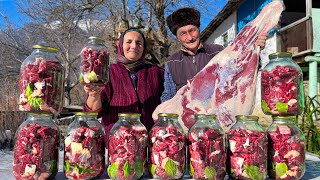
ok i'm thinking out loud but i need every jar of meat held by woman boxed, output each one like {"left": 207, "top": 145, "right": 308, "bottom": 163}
{"left": 80, "top": 36, "right": 109, "bottom": 85}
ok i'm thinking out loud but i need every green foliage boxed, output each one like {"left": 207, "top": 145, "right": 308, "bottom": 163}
{"left": 164, "top": 159, "right": 177, "bottom": 177}
{"left": 298, "top": 95, "right": 320, "bottom": 155}
{"left": 204, "top": 166, "right": 217, "bottom": 179}
{"left": 275, "top": 163, "right": 288, "bottom": 177}
{"left": 108, "top": 162, "right": 119, "bottom": 179}
{"left": 276, "top": 102, "right": 288, "bottom": 113}
{"left": 244, "top": 165, "right": 265, "bottom": 180}
{"left": 122, "top": 161, "right": 132, "bottom": 178}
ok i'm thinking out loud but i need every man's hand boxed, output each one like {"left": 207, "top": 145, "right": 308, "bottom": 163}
{"left": 256, "top": 33, "right": 268, "bottom": 49}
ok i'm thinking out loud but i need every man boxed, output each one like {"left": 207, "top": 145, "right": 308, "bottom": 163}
{"left": 161, "top": 8, "right": 267, "bottom": 102}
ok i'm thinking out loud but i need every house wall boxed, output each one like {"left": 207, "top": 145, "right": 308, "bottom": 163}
{"left": 237, "top": 0, "right": 272, "bottom": 32}
{"left": 205, "top": 11, "right": 237, "bottom": 47}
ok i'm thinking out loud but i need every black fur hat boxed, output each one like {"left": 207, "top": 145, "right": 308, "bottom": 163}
{"left": 166, "top": 8, "right": 200, "bottom": 36}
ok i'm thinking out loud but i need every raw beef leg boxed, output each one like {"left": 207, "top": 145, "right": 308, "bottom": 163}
{"left": 152, "top": 0, "right": 285, "bottom": 132}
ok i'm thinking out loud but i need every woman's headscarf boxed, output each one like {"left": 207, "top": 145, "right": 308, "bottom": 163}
{"left": 117, "top": 28, "right": 147, "bottom": 71}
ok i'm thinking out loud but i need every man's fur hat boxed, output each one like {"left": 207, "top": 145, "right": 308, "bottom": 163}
{"left": 166, "top": 8, "right": 200, "bottom": 36}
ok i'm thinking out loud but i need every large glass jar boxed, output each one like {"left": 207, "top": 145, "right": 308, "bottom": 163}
{"left": 228, "top": 115, "right": 267, "bottom": 180}
{"left": 261, "top": 52, "right": 305, "bottom": 116}
{"left": 80, "top": 36, "right": 109, "bottom": 85}
{"left": 18, "top": 45, "right": 65, "bottom": 115}
{"left": 188, "top": 114, "right": 226, "bottom": 180}
{"left": 64, "top": 112, "right": 105, "bottom": 180}
{"left": 149, "top": 113, "right": 186, "bottom": 179}
{"left": 267, "top": 116, "right": 305, "bottom": 180}
{"left": 13, "top": 113, "right": 60, "bottom": 180}
{"left": 107, "top": 113, "right": 148, "bottom": 180}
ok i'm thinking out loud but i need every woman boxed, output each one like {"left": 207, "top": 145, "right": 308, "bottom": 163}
{"left": 84, "top": 28, "right": 164, "bottom": 143}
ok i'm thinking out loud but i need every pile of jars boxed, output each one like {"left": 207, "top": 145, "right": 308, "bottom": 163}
{"left": 14, "top": 45, "right": 65, "bottom": 179}
{"left": 261, "top": 52, "right": 306, "bottom": 180}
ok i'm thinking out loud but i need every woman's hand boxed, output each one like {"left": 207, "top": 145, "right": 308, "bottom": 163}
{"left": 84, "top": 85, "right": 104, "bottom": 111}
{"left": 256, "top": 33, "right": 268, "bottom": 49}
{"left": 84, "top": 85, "right": 104, "bottom": 99}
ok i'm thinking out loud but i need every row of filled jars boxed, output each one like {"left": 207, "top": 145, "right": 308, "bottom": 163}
{"left": 18, "top": 37, "right": 110, "bottom": 116}
{"left": 13, "top": 112, "right": 305, "bottom": 180}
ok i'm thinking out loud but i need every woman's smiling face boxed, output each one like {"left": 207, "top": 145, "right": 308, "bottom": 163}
{"left": 122, "top": 31, "right": 144, "bottom": 62}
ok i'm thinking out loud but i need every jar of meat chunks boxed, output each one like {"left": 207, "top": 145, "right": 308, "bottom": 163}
{"left": 261, "top": 52, "right": 304, "bottom": 116}
{"left": 188, "top": 114, "right": 226, "bottom": 180}
{"left": 80, "top": 36, "right": 109, "bottom": 85}
{"left": 64, "top": 112, "right": 105, "bottom": 180}
{"left": 228, "top": 115, "right": 267, "bottom": 180}
{"left": 149, "top": 113, "right": 186, "bottom": 179}
{"left": 108, "top": 113, "right": 148, "bottom": 180}
{"left": 18, "top": 45, "right": 65, "bottom": 115}
{"left": 267, "top": 115, "right": 305, "bottom": 180}
{"left": 13, "top": 113, "right": 60, "bottom": 180}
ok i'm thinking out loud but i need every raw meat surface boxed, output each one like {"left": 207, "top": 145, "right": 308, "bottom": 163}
{"left": 153, "top": 1, "right": 285, "bottom": 132}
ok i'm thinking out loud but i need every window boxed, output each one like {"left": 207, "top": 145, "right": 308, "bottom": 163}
{"left": 222, "top": 32, "right": 228, "bottom": 47}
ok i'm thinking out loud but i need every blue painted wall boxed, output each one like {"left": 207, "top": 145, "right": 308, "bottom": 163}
{"left": 237, "top": 0, "right": 272, "bottom": 32}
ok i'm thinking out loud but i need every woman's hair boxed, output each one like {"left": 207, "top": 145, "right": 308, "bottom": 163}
{"left": 118, "top": 27, "right": 147, "bottom": 58}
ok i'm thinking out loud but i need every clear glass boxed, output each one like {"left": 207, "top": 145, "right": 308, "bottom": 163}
{"left": 188, "top": 114, "right": 226, "bottom": 180}
{"left": 267, "top": 116, "right": 305, "bottom": 180}
{"left": 228, "top": 115, "right": 267, "bottom": 180}
{"left": 149, "top": 113, "right": 186, "bottom": 179}
{"left": 80, "top": 36, "right": 110, "bottom": 85}
{"left": 64, "top": 112, "right": 106, "bottom": 180}
{"left": 13, "top": 113, "right": 60, "bottom": 179}
{"left": 18, "top": 45, "right": 65, "bottom": 115}
{"left": 107, "top": 113, "right": 148, "bottom": 180}
{"left": 261, "top": 52, "right": 305, "bottom": 116}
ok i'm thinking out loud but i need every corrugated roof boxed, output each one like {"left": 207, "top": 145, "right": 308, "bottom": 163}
{"left": 200, "top": 0, "right": 245, "bottom": 42}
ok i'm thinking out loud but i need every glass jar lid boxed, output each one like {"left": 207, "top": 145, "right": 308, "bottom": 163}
{"left": 88, "top": 36, "right": 105, "bottom": 42}
{"left": 269, "top": 52, "right": 292, "bottom": 59}
{"left": 235, "top": 115, "right": 259, "bottom": 121}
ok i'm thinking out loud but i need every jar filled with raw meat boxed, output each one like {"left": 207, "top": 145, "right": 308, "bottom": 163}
{"left": 80, "top": 36, "right": 109, "bottom": 85}
{"left": 261, "top": 52, "right": 304, "bottom": 116}
{"left": 228, "top": 115, "right": 267, "bottom": 180}
{"left": 64, "top": 112, "right": 105, "bottom": 180}
{"left": 267, "top": 115, "right": 305, "bottom": 180}
{"left": 149, "top": 113, "right": 186, "bottom": 179}
{"left": 13, "top": 113, "right": 60, "bottom": 180}
{"left": 18, "top": 45, "right": 65, "bottom": 115}
{"left": 108, "top": 113, "right": 148, "bottom": 180}
{"left": 188, "top": 114, "right": 226, "bottom": 180}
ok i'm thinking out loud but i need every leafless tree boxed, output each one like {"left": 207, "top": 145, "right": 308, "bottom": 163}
{"left": 0, "top": 0, "right": 222, "bottom": 107}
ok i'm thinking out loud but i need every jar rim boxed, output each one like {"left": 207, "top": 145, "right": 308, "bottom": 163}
{"left": 236, "top": 115, "right": 259, "bottom": 120}
{"left": 272, "top": 115, "right": 297, "bottom": 119}
{"left": 28, "top": 113, "right": 52, "bottom": 117}
{"left": 195, "top": 114, "right": 216, "bottom": 119}
{"left": 88, "top": 36, "right": 105, "bottom": 42}
{"left": 32, "top": 45, "right": 58, "bottom": 52}
{"left": 269, "top": 52, "right": 292, "bottom": 59}
{"left": 158, "top": 113, "right": 178, "bottom": 117}
{"left": 118, "top": 113, "right": 141, "bottom": 118}
{"left": 74, "top": 112, "right": 98, "bottom": 116}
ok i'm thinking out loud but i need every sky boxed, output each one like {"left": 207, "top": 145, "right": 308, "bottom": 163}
{"left": 0, "top": 0, "right": 227, "bottom": 31}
